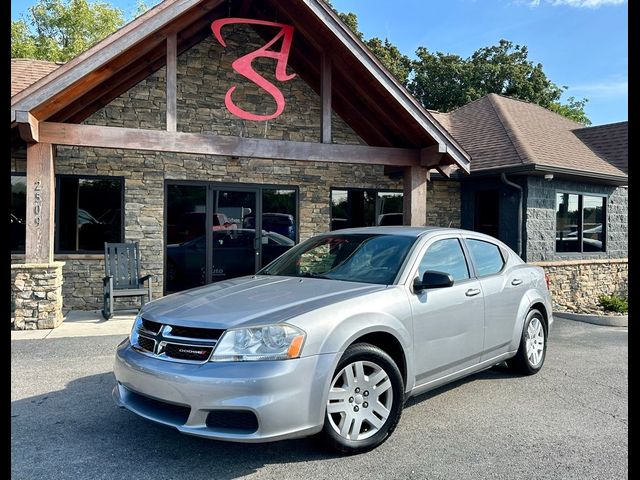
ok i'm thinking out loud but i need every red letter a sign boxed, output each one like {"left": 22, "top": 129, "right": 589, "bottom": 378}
{"left": 211, "top": 18, "right": 296, "bottom": 121}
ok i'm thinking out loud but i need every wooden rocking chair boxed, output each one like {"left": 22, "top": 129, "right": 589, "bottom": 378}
{"left": 102, "top": 242, "right": 153, "bottom": 319}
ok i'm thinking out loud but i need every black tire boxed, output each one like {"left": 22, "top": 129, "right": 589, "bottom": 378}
{"left": 319, "top": 343, "right": 404, "bottom": 454}
{"left": 507, "top": 309, "right": 547, "bottom": 375}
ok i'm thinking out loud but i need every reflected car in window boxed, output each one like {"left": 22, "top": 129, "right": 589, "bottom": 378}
{"left": 165, "top": 229, "right": 295, "bottom": 287}
{"left": 115, "top": 227, "right": 553, "bottom": 454}
{"left": 244, "top": 213, "right": 296, "bottom": 240}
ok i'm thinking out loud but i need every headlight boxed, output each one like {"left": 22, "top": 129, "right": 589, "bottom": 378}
{"left": 210, "top": 324, "right": 306, "bottom": 362}
{"left": 129, "top": 313, "right": 143, "bottom": 345}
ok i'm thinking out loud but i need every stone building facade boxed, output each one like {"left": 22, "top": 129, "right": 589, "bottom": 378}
{"left": 524, "top": 177, "right": 628, "bottom": 262}
{"left": 10, "top": 7, "right": 625, "bottom": 326}
{"left": 11, "top": 26, "right": 460, "bottom": 316}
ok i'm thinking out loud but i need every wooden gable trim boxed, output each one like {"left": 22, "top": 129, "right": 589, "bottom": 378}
{"left": 11, "top": 0, "right": 222, "bottom": 113}
{"left": 301, "top": 0, "right": 470, "bottom": 172}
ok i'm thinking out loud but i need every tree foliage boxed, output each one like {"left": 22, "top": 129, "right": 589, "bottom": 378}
{"left": 11, "top": 0, "right": 125, "bottom": 62}
{"left": 325, "top": 1, "right": 590, "bottom": 125}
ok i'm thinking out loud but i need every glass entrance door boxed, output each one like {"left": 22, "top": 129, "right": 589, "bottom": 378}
{"left": 166, "top": 184, "right": 208, "bottom": 293}
{"left": 165, "top": 183, "right": 298, "bottom": 294}
{"left": 210, "top": 189, "right": 258, "bottom": 283}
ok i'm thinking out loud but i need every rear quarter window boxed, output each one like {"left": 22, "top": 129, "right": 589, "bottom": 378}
{"left": 466, "top": 239, "right": 505, "bottom": 277}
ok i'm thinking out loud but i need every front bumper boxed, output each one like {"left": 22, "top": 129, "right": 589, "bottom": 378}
{"left": 113, "top": 339, "right": 339, "bottom": 442}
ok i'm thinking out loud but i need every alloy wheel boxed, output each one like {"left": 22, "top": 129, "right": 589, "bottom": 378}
{"left": 326, "top": 360, "right": 393, "bottom": 441}
{"left": 525, "top": 317, "right": 545, "bottom": 367}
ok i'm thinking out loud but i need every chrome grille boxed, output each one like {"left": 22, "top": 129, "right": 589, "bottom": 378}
{"left": 133, "top": 318, "right": 223, "bottom": 364}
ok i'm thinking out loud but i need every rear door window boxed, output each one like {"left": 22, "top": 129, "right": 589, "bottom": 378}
{"left": 466, "top": 239, "right": 505, "bottom": 277}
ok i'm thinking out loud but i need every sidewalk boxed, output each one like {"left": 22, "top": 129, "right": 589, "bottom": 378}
{"left": 11, "top": 310, "right": 137, "bottom": 340}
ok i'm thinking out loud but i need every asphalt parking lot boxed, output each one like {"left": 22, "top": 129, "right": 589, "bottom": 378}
{"left": 11, "top": 317, "right": 627, "bottom": 480}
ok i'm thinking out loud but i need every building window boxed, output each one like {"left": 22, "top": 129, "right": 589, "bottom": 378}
{"left": 330, "top": 189, "right": 403, "bottom": 230}
{"left": 555, "top": 192, "right": 606, "bottom": 253}
{"left": 56, "top": 176, "right": 124, "bottom": 253}
{"left": 11, "top": 174, "right": 27, "bottom": 253}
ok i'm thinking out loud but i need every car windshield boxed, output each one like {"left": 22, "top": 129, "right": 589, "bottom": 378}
{"left": 259, "top": 233, "right": 416, "bottom": 285}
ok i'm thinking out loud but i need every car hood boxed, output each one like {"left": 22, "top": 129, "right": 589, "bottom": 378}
{"left": 141, "top": 276, "right": 387, "bottom": 329}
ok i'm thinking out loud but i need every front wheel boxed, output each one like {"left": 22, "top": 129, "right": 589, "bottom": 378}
{"left": 320, "top": 343, "right": 404, "bottom": 454}
{"left": 507, "top": 309, "right": 547, "bottom": 375}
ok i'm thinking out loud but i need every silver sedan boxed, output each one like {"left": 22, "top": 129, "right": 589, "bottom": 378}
{"left": 113, "top": 227, "right": 553, "bottom": 453}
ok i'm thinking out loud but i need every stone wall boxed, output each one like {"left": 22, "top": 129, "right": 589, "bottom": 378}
{"left": 427, "top": 180, "right": 460, "bottom": 227}
{"left": 532, "top": 259, "right": 628, "bottom": 312}
{"left": 174, "top": 28, "right": 362, "bottom": 145}
{"left": 50, "top": 147, "right": 409, "bottom": 309}
{"left": 11, "top": 262, "right": 65, "bottom": 329}
{"left": 524, "top": 177, "right": 628, "bottom": 262}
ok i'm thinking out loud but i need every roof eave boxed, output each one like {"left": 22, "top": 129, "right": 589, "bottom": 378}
{"left": 465, "top": 164, "right": 628, "bottom": 186}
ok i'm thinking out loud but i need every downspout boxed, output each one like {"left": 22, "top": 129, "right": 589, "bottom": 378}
{"left": 500, "top": 173, "right": 523, "bottom": 257}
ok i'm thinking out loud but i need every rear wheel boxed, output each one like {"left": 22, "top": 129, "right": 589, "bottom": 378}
{"left": 320, "top": 343, "right": 404, "bottom": 454}
{"left": 507, "top": 309, "right": 547, "bottom": 375}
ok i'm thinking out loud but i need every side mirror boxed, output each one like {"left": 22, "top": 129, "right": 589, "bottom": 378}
{"left": 413, "top": 270, "right": 454, "bottom": 292}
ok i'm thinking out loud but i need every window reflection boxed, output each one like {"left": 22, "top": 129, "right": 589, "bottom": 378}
{"left": 11, "top": 175, "right": 27, "bottom": 253}
{"left": 331, "top": 189, "right": 403, "bottom": 230}
{"left": 555, "top": 193, "right": 605, "bottom": 253}
{"left": 57, "top": 176, "right": 123, "bottom": 252}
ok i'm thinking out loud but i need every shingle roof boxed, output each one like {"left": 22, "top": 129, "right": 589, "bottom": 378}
{"left": 573, "top": 121, "right": 628, "bottom": 174}
{"left": 11, "top": 59, "right": 62, "bottom": 97}
{"left": 434, "top": 93, "right": 627, "bottom": 180}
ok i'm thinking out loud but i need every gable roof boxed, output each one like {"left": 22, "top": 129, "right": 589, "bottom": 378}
{"left": 433, "top": 93, "right": 627, "bottom": 183}
{"left": 10, "top": 0, "right": 470, "bottom": 171}
{"left": 573, "top": 121, "right": 628, "bottom": 174}
{"left": 11, "top": 59, "right": 62, "bottom": 97}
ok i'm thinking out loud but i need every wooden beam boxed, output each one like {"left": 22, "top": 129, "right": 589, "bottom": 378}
{"left": 39, "top": 122, "right": 420, "bottom": 166}
{"left": 403, "top": 165, "right": 428, "bottom": 226}
{"left": 15, "top": 111, "right": 39, "bottom": 143}
{"left": 420, "top": 144, "right": 446, "bottom": 167}
{"left": 166, "top": 32, "right": 177, "bottom": 132}
{"left": 320, "top": 52, "right": 332, "bottom": 143}
{"left": 25, "top": 143, "right": 55, "bottom": 263}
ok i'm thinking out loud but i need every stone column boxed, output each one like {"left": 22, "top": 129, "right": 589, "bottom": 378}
{"left": 11, "top": 262, "right": 65, "bottom": 330}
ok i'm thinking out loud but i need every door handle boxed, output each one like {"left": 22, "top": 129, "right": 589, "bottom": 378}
{"left": 511, "top": 278, "right": 523, "bottom": 286}
{"left": 465, "top": 288, "right": 481, "bottom": 297}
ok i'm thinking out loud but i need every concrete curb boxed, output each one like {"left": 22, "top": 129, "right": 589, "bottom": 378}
{"left": 554, "top": 311, "right": 628, "bottom": 327}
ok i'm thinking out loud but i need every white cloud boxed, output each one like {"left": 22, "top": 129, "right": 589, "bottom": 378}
{"left": 528, "top": 0, "right": 626, "bottom": 7}
{"left": 566, "top": 79, "right": 628, "bottom": 98}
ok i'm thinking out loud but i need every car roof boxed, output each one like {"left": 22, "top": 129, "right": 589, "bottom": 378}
{"left": 325, "top": 226, "right": 508, "bottom": 243}
{"left": 327, "top": 226, "right": 461, "bottom": 237}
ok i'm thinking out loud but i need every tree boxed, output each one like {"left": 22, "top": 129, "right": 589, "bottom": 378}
{"left": 548, "top": 96, "right": 591, "bottom": 125}
{"left": 11, "top": 0, "right": 125, "bottom": 62}
{"left": 410, "top": 40, "right": 590, "bottom": 125}
{"left": 326, "top": 0, "right": 412, "bottom": 85}
{"left": 325, "top": 2, "right": 590, "bottom": 125}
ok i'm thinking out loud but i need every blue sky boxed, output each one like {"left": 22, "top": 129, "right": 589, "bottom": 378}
{"left": 11, "top": 0, "right": 627, "bottom": 125}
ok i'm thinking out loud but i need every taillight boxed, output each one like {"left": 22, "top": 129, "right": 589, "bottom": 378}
{"left": 544, "top": 273, "right": 551, "bottom": 290}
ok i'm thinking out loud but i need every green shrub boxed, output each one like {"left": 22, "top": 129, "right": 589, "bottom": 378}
{"left": 598, "top": 295, "right": 628, "bottom": 314}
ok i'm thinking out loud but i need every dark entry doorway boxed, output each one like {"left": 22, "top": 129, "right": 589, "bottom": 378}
{"left": 165, "top": 182, "right": 297, "bottom": 294}
{"left": 474, "top": 190, "right": 499, "bottom": 238}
